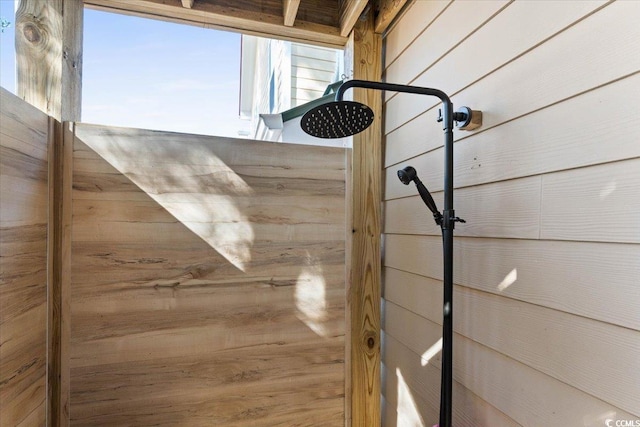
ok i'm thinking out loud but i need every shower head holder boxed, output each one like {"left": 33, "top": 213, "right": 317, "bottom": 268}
{"left": 438, "top": 106, "right": 483, "bottom": 130}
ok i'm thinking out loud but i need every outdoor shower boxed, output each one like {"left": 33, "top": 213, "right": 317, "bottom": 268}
{"left": 301, "top": 79, "right": 481, "bottom": 427}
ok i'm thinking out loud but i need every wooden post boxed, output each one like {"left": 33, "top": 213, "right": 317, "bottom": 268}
{"left": 47, "top": 119, "right": 74, "bottom": 427}
{"left": 15, "top": 0, "right": 83, "bottom": 122}
{"left": 349, "top": 6, "right": 382, "bottom": 427}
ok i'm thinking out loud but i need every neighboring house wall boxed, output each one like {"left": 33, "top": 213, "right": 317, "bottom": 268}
{"left": 241, "top": 35, "right": 341, "bottom": 140}
{"left": 381, "top": 1, "right": 640, "bottom": 425}
{"left": 291, "top": 43, "right": 341, "bottom": 107}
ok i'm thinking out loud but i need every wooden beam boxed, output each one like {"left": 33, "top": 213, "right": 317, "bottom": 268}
{"left": 349, "top": 6, "right": 382, "bottom": 427}
{"left": 181, "top": 0, "right": 194, "bottom": 8}
{"left": 15, "top": 0, "right": 83, "bottom": 122}
{"left": 340, "top": 0, "right": 368, "bottom": 37}
{"left": 283, "top": 0, "right": 301, "bottom": 26}
{"left": 374, "top": 0, "right": 408, "bottom": 33}
{"left": 84, "top": 0, "right": 348, "bottom": 48}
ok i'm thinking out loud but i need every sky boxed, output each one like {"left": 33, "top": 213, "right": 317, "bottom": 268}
{"left": 0, "top": 2, "right": 249, "bottom": 138}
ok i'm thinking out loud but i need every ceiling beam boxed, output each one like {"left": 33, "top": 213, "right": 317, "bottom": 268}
{"left": 339, "top": 0, "right": 368, "bottom": 37}
{"left": 180, "top": 0, "right": 194, "bottom": 8}
{"left": 84, "top": 0, "right": 347, "bottom": 48}
{"left": 283, "top": 0, "right": 300, "bottom": 27}
{"left": 374, "top": 0, "right": 407, "bottom": 33}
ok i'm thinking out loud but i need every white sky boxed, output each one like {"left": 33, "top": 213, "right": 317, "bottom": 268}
{"left": 0, "top": 2, "right": 249, "bottom": 138}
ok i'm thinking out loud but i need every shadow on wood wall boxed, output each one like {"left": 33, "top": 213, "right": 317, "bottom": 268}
{"left": 69, "top": 124, "right": 348, "bottom": 425}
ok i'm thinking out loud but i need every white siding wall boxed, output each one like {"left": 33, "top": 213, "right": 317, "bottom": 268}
{"left": 381, "top": 1, "right": 640, "bottom": 426}
{"left": 291, "top": 43, "right": 340, "bottom": 107}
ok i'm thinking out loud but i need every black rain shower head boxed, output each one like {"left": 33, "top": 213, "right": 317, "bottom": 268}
{"left": 300, "top": 101, "right": 374, "bottom": 139}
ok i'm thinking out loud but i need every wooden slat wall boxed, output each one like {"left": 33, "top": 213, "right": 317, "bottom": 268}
{"left": 69, "top": 124, "right": 348, "bottom": 425}
{"left": 0, "top": 88, "right": 49, "bottom": 425}
{"left": 381, "top": 1, "right": 640, "bottom": 425}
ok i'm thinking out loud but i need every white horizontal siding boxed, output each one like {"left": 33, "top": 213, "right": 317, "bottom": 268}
{"left": 381, "top": 0, "right": 640, "bottom": 424}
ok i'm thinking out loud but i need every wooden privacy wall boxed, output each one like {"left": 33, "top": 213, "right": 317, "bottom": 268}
{"left": 381, "top": 1, "right": 640, "bottom": 426}
{"left": 0, "top": 88, "right": 49, "bottom": 425}
{"left": 69, "top": 124, "right": 347, "bottom": 425}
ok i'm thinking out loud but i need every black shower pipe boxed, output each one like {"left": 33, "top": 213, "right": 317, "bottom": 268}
{"left": 336, "top": 79, "right": 456, "bottom": 427}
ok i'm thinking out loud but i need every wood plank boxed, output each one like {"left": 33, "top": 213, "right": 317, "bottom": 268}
{"left": 0, "top": 304, "right": 47, "bottom": 427}
{"left": 385, "top": 72, "right": 640, "bottom": 199}
{"left": 47, "top": 120, "right": 74, "bottom": 427}
{"left": 84, "top": 0, "right": 348, "bottom": 48}
{"left": 349, "top": 6, "right": 382, "bottom": 426}
{"left": 374, "top": 0, "right": 408, "bottom": 35}
{"left": 70, "top": 124, "right": 348, "bottom": 424}
{"left": 0, "top": 87, "right": 49, "bottom": 427}
{"left": 295, "top": 0, "right": 341, "bottom": 28}
{"left": 71, "top": 343, "right": 344, "bottom": 425}
{"left": 384, "top": 236, "right": 640, "bottom": 331}
{"left": 283, "top": 0, "right": 300, "bottom": 26}
{"left": 384, "top": 0, "right": 614, "bottom": 133}
{"left": 339, "top": 0, "right": 368, "bottom": 37}
{"left": 384, "top": 301, "right": 638, "bottom": 425}
{"left": 540, "top": 159, "right": 640, "bottom": 244}
{"left": 0, "top": 88, "right": 49, "bottom": 152}
{"left": 180, "top": 0, "right": 193, "bottom": 8}
{"left": 384, "top": 176, "right": 541, "bottom": 239}
{"left": 383, "top": 0, "right": 450, "bottom": 69}
{"left": 74, "top": 124, "right": 347, "bottom": 179}
{"left": 72, "top": 197, "right": 345, "bottom": 228}
{"left": 15, "top": 0, "right": 83, "bottom": 121}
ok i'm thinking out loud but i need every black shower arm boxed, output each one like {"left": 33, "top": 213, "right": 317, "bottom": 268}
{"left": 335, "top": 79, "right": 454, "bottom": 130}
{"left": 337, "top": 78, "right": 458, "bottom": 427}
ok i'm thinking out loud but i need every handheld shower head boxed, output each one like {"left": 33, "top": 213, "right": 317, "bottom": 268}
{"left": 397, "top": 166, "right": 417, "bottom": 185}
{"left": 398, "top": 166, "right": 442, "bottom": 226}
{"left": 300, "top": 101, "right": 374, "bottom": 139}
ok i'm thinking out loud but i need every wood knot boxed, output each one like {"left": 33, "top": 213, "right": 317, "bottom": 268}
{"left": 367, "top": 336, "right": 375, "bottom": 349}
{"left": 23, "top": 23, "right": 42, "bottom": 44}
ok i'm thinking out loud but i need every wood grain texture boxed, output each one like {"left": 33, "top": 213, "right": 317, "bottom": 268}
{"left": 15, "top": 0, "right": 83, "bottom": 122}
{"left": 0, "top": 88, "right": 49, "bottom": 426}
{"left": 349, "top": 7, "right": 382, "bottom": 426}
{"left": 283, "top": 0, "right": 300, "bottom": 26}
{"left": 339, "top": 0, "right": 368, "bottom": 37}
{"left": 84, "top": 0, "right": 347, "bottom": 48}
{"left": 71, "top": 342, "right": 345, "bottom": 426}
{"left": 70, "top": 124, "right": 348, "bottom": 425}
{"left": 47, "top": 120, "right": 74, "bottom": 426}
{"left": 374, "top": 0, "right": 408, "bottom": 35}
